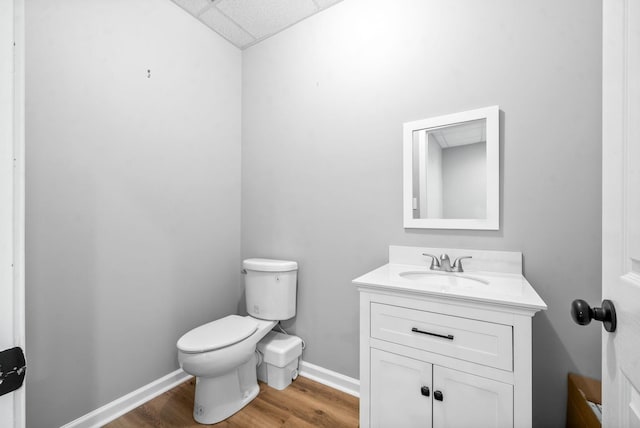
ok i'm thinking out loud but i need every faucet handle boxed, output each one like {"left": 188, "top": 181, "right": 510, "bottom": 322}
{"left": 452, "top": 256, "right": 472, "bottom": 272}
{"left": 422, "top": 253, "right": 441, "bottom": 270}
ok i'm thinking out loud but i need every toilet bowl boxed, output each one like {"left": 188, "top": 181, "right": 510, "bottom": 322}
{"left": 176, "top": 258, "right": 298, "bottom": 424}
{"left": 177, "top": 315, "right": 277, "bottom": 424}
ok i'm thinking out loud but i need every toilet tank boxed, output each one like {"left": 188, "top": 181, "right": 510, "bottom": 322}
{"left": 243, "top": 258, "right": 298, "bottom": 321}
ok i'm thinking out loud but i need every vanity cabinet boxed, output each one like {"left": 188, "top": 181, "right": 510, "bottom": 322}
{"left": 371, "top": 349, "right": 513, "bottom": 428}
{"left": 353, "top": 246, "right": 546, "bottom": 428}
{"left": 358, "top": 293, "right": 538, "bottom": 428}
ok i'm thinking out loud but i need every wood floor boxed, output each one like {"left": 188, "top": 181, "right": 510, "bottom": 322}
{"left": 105, "top": 376, "right": 359, "bottom": 427}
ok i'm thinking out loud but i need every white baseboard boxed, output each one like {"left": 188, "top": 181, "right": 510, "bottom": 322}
{"left": 298, "top": 360, "right": 360, "bottom": 398}
{"left": 60, "top": 369, "right": 192, "bottom": 428}
{"left": 61, "top": 360, "right": 359, "bottom": 427}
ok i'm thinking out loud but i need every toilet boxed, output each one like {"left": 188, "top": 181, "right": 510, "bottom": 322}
{"left": 176, "top": 258, "right": 298, "bottom": 425}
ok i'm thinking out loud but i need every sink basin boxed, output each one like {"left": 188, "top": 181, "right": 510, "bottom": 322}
{"left": 398, "top": 271, "right": 488, "bottom": 288}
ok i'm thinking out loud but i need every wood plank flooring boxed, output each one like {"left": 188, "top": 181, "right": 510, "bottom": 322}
{"left": 105, "top": 376, "right": 359, "bottom": 427}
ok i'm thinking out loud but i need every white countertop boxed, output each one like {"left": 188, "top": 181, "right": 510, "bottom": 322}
{"left": 353, "top": 263, "right": 547, "bottom": 312}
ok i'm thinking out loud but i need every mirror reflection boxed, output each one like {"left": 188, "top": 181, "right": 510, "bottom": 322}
{"left": 412, "top": 119, "right": 487, "bottom": 220}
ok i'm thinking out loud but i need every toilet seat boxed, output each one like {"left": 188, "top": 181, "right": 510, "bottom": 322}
{"left": 177, "top": 315, "right": 258, "bottom": 353}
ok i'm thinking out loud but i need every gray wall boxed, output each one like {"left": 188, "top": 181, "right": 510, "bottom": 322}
{"left": 25, "top": 1, "right": 242, "bottom": 426}
{"left": 241, "top": 0, "right": 602, "bottom": 427}
{"left": 442, "top": 142, "right": 486, "bottom": 219}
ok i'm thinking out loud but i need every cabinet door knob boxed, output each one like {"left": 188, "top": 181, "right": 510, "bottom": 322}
{"left": 434, "top": 390, "right": 444, "bottom": 401}
{"left": 420, "top": 386, "right": 430, "bottom": 397}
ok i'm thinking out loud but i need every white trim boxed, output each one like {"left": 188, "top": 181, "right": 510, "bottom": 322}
{"left": 13, "top": 0, "right": 26, "bottom": 425}
{"left": 60, "top": 369, "right": 192, "bottom": 428}
{"left": 298, "top": 360, "right": 360, "bottom": 398}
{"left": 1, "top": 0, "right": 25, "bottom": 426}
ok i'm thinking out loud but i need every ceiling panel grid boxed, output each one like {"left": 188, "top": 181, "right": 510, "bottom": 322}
{"left": 171, "top": 0, "right": 344, "bottom": 49}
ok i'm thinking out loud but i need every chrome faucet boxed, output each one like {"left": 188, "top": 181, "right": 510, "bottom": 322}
{"left": 422, "top": 253, "right": 472, "bottom": 273}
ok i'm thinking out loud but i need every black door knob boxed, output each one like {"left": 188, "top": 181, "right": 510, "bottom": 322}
{"left": 571, "top": 299, "right": 617, "bottom": 332}
{"left": 434, "top": 390, "right": 444, "bottom": 401}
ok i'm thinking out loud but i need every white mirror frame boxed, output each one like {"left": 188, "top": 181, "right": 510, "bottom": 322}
{"left": 403, "top": 105, "right": 500, "bottom": 230}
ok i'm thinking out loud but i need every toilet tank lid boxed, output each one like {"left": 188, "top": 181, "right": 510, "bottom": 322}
{"left": 176, "top": 315, "right": 257, "bottom": 353}
{"left": 243, "top": 258, "right": 298, "bottom": 272}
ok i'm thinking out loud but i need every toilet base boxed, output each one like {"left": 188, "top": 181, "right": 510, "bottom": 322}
{"left": 192, "top": 355, "right": 260, "bottom": 424}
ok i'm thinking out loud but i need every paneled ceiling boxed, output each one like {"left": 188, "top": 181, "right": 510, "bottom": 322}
{"left": 171, "top": 0, "right": 344, "bottom": 49}
{"left": 430, "top": 119, "right": 487, "bottom": 149}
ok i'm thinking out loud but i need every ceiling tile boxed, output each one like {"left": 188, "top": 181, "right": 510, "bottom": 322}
{"left": 216, "top": 0, "right": 318, "bottom": 39}
{"left": 434, "top": 119, "right": 487, "bottom": 148}
{"left": 172, "top": 0, "right": 345, "bottom": 49}
{"left": 200, "top": 7, "right": 255, "bottom": 48}
{"left": 172, "top": 0, "right": 212, "bottom": 16}
{"left": 314, "top": 0, "right": 343, "bottom": 8}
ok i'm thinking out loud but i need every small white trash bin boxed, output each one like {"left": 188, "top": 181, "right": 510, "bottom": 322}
{"left": 257, "top": 331, "right": 303, "bottom": 390}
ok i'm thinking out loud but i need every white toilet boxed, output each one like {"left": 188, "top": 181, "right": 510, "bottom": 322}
{"left": 176, "top": 258, "right": 298, "bottom": 425}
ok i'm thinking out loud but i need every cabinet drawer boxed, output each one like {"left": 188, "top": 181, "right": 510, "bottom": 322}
{"left": 371, "top": 303, "right": 513, "bottom": 371}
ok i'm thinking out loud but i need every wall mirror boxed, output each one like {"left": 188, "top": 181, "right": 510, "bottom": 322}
{"left": 403, "top": 105, "right": 499, "bottom": 230}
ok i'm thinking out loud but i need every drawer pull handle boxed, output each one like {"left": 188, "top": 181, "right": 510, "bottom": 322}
{"left": 411, "top": 327, "right": 454, "bottom": 340}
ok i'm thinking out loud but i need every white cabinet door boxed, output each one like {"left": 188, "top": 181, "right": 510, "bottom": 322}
{"left": 370, "top": 348, "right": 433, "bottom": 428}
{"left": 432, "top": 366, "right": 512, "bottom": 428}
